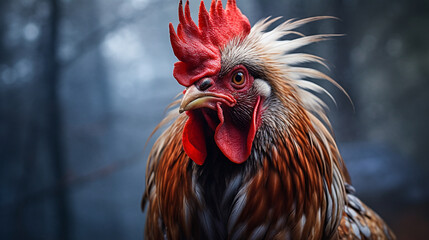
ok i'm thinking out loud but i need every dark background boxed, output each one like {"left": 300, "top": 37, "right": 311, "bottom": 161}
{"left": 1, "top": 0, "right": 428, "bottom": 239}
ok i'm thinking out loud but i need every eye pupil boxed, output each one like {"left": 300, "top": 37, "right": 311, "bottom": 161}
{"left": 235, "top": 74, "right": 242, "bottom": 81}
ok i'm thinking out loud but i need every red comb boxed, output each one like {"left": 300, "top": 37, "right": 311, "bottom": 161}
{"left": 169, "top": 0, "right": 251, "bottom": 87}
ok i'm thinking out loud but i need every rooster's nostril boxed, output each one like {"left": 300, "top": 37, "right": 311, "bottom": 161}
{"left": 198, "top": 78, "right": 213, "bottom": 91}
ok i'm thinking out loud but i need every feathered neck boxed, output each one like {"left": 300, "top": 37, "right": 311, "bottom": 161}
{"left": 218, "top": 17, "right": 350, "bottom": 238}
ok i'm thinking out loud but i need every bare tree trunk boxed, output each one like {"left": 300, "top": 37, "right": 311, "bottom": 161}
{"left": 46, "top": 0, "right": 70, "bottom": 239}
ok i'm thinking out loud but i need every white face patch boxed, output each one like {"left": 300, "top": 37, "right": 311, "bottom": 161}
{"left": 253, "top": 79, "right": 272, "bottom": 98}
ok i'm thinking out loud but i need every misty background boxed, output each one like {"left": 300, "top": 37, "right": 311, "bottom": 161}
{"left": 0, "top": 0, "right": 428, "bottom": 239}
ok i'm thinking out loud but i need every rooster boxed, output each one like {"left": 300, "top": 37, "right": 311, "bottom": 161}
{"left": 142, "top": 0, "right": 396, "bottom": 239}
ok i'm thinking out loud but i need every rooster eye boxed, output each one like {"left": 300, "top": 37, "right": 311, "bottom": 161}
{"left": 232, "top": 72, "right": 245, "bottom": 85}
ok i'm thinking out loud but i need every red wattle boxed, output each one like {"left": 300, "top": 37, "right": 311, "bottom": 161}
{"left": 215, "top": 97, "right": 262, "bottom": 164}
{"left": 182, "top": 97, "right": 262, "bottom": 165}
{"left": 182, "top": 111, "right": 207, "bottom": 165}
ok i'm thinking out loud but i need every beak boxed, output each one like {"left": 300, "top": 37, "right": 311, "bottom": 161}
{"left": 179, "top": 85, "right": 236, "bottom": 114}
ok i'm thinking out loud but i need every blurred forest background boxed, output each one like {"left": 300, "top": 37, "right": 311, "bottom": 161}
{"left": 0, "top": 0, "right": 428, "bottom": 239}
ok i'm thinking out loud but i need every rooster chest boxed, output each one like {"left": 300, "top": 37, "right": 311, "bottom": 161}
{"left": 180, "top": 161, "right": 301, "bottom": 240}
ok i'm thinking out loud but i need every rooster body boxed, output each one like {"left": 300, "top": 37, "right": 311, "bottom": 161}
{"left": 142, "top": 1, "right": 395, "bottom": 239}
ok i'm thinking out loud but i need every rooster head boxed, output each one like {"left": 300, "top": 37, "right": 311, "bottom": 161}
{"left": 169, "top": 0, "right": 267, "bottom": 165}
